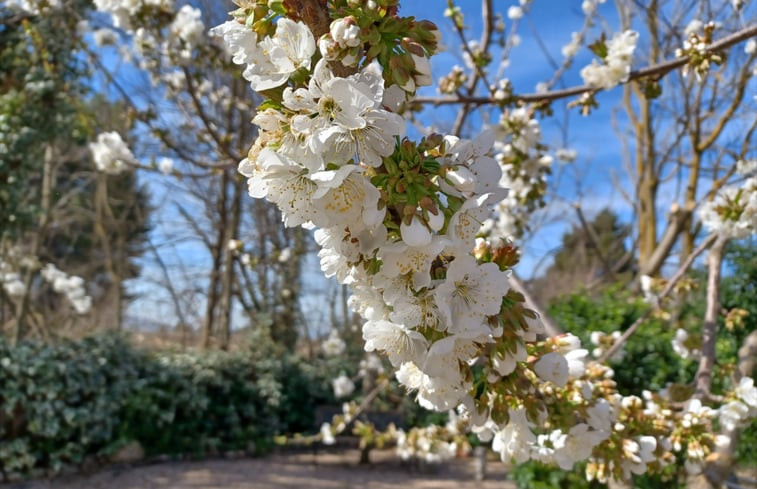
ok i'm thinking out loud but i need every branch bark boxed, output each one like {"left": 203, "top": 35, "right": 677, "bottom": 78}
{"left": 695, "top": 235, "right": 728, "bottom": 400}
{"left": 509, "top": 273, "right": 563, "bottom": 337}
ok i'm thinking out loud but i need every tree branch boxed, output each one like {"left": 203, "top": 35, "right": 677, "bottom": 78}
{"left": 694, "top": 235, "right": 727, "bottom": 400}
{"left": 573, "top": 203, "right": 617, "bottom": 282}
{"left": 599, "top": 233, "right": 718, "bottom": 362}
{"left": 414, "top": 23, "right": 757, "bottom": 106}
{"left": 509, "top": 273, "right": 563, "bottom": 337}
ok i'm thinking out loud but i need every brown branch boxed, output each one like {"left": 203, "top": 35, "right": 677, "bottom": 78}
{"left": 182, "top": 66, "right": 241, "bottom": 163}
{"left": 284, "top": 377, "right": 391, "bottom": 446}
{"left": 573, "top": 203, "right": 617, "bottom": 282}
{"left": 414, "top": 23, "right": 757, "bottom": 107}
{"left": 450, "top": 0, "right": 495, "bottom": 136}
{"left": 599, "top": 233, "right": 718, "bottom": 363}
{"left": 509, "top": 273, "right": 563, "bottom": 337}
{"left": 696, "top": 51, "right": 756, "bottom": 152}
{"left": 738, "top": 329, "right": 757, "bottom": 380}
{"left": 694, "top": 235, "right": 727, "bottom": 399}
{"left": 640, "top": 203, "right": 693, "bottom": 276}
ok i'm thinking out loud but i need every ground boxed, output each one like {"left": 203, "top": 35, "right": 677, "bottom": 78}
{"left": 4, "top": 448, "right": 517, "bottom": 489}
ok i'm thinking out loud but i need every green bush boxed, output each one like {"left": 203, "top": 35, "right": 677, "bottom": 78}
{"left": 0, "top": 335, "right": 141, "bottom": 475}
{"left": 549, "top": 286, "right": 696, "bottom": 394}
{"left": 0, "top": 332, "right": 331, "bottom": 479}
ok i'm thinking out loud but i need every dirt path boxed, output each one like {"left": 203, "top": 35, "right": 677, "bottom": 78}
{"left": 5, "top": 449, "right": 516, "bottom": 489}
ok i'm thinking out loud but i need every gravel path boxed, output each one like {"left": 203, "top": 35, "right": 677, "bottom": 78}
{"left": 4, "top": 449, "right": 516, "bottom": 489}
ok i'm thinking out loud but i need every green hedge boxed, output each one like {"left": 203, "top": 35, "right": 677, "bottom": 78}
{"left": 0, "top": 333, "right": 331, "bottom": 479}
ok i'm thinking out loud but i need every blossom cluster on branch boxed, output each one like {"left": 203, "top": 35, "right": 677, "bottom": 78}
{"left": 699, "top": 160, "right": 757, "bottom": 239}
{"left": 208, "top": 1, "right": 757, "bottom": 482}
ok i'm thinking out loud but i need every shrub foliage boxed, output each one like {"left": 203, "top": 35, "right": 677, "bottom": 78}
{"left": 0, "top": 333, "right": 331, "bottom": 479}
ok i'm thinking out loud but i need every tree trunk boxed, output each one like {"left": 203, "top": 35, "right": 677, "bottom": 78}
{"left": 202, "top": 171, "right": 229, "bottom": 349}
{"left": 12, "top": 144, "right": 55, "bottom": 344}
{"left": 217, "top": 174, "right": 242, "bottom": 350}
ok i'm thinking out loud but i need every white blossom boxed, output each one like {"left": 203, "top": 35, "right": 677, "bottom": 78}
{"left": 363, "top": 319, "right": 428, "bottom": 367}
{"left": 699, "top": 177, "right": 757, "bottom": 239}
{"left": 89, "top": 131, "right": 136, "bottom": 175}
{"left": 580, "top": 30, "right": 639, "bottom": 89}
{"left": 40, "top": 264, "right": 92, "bottom": 314}
{"left": 158, "top": 157, "right": 174, "bottom": 174}
{"left": 329, "top": 17, "right": 361, "bottom": 48}
{"left": 507, "top": 6, "right": 524, "bottom": 20}
{"left": 320, "top": 422, "right": 336, "bottom": 445}
{"left": 322, "top": 329, "right": 346, "bottom": 356}
{"left": 735, "top": 377, "right": 757, "bottom": 409}
{"left": 534, "top": 352, "right": 569, "bottom": 387}
{"left": 228, "top": 18, "right": 316, "bottom": 92}
{"left": 492, "top": 407, "right": 536, "bottom": 463}
{"left": 746, "top": 39, "right": 757, "bottom": 55}
{"left": 433, "top": 255, "right": 510, "bottom": 337}
{"left": 332, "top": 373, "right": 355, "bottom": 398}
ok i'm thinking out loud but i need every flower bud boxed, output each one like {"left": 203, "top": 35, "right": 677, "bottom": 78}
{"left": 491, "top": 243, "right": 520, "bottom": 269}
{"left": 411, "top": 54, "right": 432, "bottom": 86}
{"left": 401, "top": 216, "right": 432, "bottom": 247}
{"left": 330, "top": 16, "right": 361, "bottom": 48}
{"left": 426, "top": 208, "right": 444, "bottom": 231}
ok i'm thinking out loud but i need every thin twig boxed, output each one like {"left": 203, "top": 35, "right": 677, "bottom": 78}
{"left": 599, "top": 233, "right": 718, "bottom": 362}
{"left": 450, "top": 0, "right": 495, "bottom": 135}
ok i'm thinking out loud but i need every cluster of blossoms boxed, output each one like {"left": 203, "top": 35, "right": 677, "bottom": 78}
{"left": 486, "top": 108, "right": 552, "bottom": 238}
{"left": 40, "top": 264, "right": 92, "bottom": 314}
{"left": 93, "top": 0, "right": 173, "bottom": 31}
{"left": 671, "top": 328, "right": 701, "bottom": 360}
{"left": 1, "top": 256, "right": 91, "bottom": 315}
{"left": 675, "top": 21, "right": 724, "bottom": 80}
{"left": 719, "top": 377, "right": 757, "bottom": 433}
{"left": 94, "top": 0, "right": 208, "bottom": 83}
{"left": 0, "top": 260, "right": 27, "bottom": 298}
{"left": 580, "top": 30, "right": 639, "bottom": 89}
{"left": 213, "top": 3, "right": 663, "bottom": 481}
{"left": 89, "top": 131, "right": 136, "bottom": 175}
{"left": 396, "top": 410, "right": 470, "bottom": 464}
{"left": 319, "top": 401, "right": 359, "bottom": 445}
{"left": 699, "top": 160, "right": 757, "bottom": 239}
{"left": 589, "top": 330, "right": 625, "bottom": 361}
{"left": 322, "top": 329, "right": 347, "bottom": 356}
